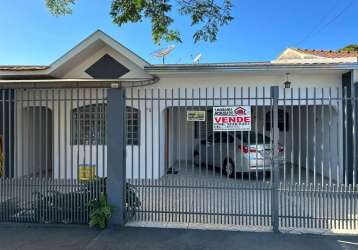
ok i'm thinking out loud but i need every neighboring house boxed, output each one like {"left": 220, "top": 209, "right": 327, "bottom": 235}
{"left": 272, "top": 47, "right": 358, "bottom": 64}
{"left": 0, "top": 30, "right": 357, "bottom": 184}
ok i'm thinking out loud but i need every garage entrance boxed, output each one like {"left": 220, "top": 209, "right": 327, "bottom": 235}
{"left": 125, "top": 87, "right": 357, "bottom": 231}
{"left": 164, "top": 104, "right": 338, "bottom": 185}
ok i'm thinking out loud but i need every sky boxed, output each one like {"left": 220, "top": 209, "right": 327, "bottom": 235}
{"left": 0, "top": 0, "right": 357, "bottom": 65}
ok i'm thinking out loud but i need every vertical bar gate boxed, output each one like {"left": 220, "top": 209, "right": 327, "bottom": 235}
{"left": 278, "top": 87, "right": 358, "bottom": 231}
{"left": 1, "top": 85, "right": 357, "bottom": 231}
{"left": 0, "top": 87, "right": 107, "bottom": 224}
{"left": 125, "top": 87, "right": 275, "bottom": 229}
{"left": 125, "top": 86, "right": 358, "bottom": 232}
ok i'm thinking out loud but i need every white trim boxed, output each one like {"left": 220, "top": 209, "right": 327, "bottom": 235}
{"left": 0, "top": 30, "right": 150, "bottom": 77}
{"left": 48, "top": 30, "right": 150, "bottom": 74}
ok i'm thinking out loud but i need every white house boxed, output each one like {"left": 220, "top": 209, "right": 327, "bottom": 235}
{"left": 0, "top": 30, "right": 357, "bottom": 185}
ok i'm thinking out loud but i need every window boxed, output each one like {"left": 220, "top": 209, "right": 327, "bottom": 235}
{"left": 240, "top": 131, "right": 271, "bottom": 144}
{"left": 265, "top": 110, "right": 289, "bottom": 132}
{"left": 126, "top": 106, "right": 140, "bottom": 145}
{"left": 72, "top": 103, "right": 106, "bottom": 145}
{"left": 71, "top": 104, "right": 139, "bottom": 145}
{"left": 208, "top": 132, "right": 235, "bottom": 144}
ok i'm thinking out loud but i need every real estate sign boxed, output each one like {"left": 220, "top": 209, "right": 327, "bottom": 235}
{"left": 186, "top": 110, "right": 206, "bottom": 121}
{"left": 213, "top": 106, "right": 251, "bottom": 131}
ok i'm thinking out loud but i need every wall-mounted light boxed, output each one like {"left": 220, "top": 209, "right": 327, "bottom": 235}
{"left": 284, "top": 73, "right": 291, "bottom": 88}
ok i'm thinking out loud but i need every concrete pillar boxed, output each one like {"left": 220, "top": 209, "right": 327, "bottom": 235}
{"left": 352, "top": 69, "right": 358, "bottom": 84}
{"left": 106, "top": 87, "right": 126, "bottom": 226}
{"left": 341, "top": 70, "right": 358, "bottom": 185}
{"left": 353, "top": 71, "right": 358, "bottom": 185}
{"left": 342, "top": 72, "right": 353, "bottom": 184}
{"left": 270, "top": 86, "right": 279, "bottom": 232}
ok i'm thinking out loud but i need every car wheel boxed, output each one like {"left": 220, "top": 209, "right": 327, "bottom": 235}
{"left": 223, "top": 159, "right": 235, "bottom": 177}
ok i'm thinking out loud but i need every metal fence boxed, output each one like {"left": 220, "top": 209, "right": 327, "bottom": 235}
{"left": 278, "top": 87, "right": 358, "bottom": 230}
{"left": 1, "top": 85, "right": 357, "bottom": 231}
{"left": 0, "top": 88, "right": 107, "bottom": 224}
{"left": 125, "top": 86, "right": 358, "bottom": 231}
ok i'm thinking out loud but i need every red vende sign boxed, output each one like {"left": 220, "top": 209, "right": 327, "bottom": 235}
{"left": 213, "top": 106, "right": 251, "bottom": 131}
{"left": 214, "top": 116, "right": 251, "bottom": 123}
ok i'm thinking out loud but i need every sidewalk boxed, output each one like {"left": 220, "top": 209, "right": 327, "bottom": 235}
{"left": 0, "top": 225, "right": 357, "bottom": 250}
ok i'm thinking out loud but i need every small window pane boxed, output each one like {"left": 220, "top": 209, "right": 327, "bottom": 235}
{"left": 126, "top": 106, "right": 140, "bottom": 145}
{"left": 71, "top": 103, "right": 106, "bottom": 145}
{"left": 71, "top": 104, "right": 140, "bottom": 145}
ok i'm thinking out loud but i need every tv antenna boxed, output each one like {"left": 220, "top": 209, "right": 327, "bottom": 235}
{"left": 151, "top": 45, "right": 176, "bottom": 64}
{"left": 193, "top": 53, "right": 202, "bottom": 64}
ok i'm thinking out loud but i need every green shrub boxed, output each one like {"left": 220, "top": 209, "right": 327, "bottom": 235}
{"left": 89, "top": 193, "right": 114, "bottom": 229}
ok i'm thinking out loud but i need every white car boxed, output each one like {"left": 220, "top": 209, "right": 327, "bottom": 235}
{"left": 194, "top": 131, "right": 284, "bottom": 177}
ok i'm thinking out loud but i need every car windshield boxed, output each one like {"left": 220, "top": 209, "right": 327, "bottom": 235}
{"left": 207, "top": 132, "right": 271, "bottom": 144}
{"left": 238, "top": 132, "right": 271, "bottom": 144}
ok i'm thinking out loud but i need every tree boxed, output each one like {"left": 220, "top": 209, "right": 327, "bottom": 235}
{"left": 338, "top": 44, "right": 358, "bottom": 53}
{"left": 45, "top": 0, "right": 234, "bottom": 44}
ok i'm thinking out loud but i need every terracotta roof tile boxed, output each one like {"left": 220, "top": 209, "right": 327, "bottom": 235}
{"left": 294, "top": 48, "right": 358, "bottom": 58}
{"left": 0, "top": 65, "right": 49, "bottom": 71}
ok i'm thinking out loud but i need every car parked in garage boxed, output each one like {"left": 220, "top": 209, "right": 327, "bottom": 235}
{"left": 193, "top": 131, "right": 284, "bottom": 177}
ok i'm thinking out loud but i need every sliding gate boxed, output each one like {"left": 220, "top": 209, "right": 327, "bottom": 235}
{"left": 125, "top": 87, "right": 275, "bottom": 229}
{"left": 125, "top": 86, "right": 358, "bottom": 232}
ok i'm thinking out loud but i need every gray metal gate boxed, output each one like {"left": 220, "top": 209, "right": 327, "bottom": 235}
{"left": 125, "top": 86, "right": 358, "bottom": 232}
{"left": 1, "top": 85, "right": 357, "bottom": 231}
{"left": 0, "top": 88, "right": 107, "bottom": 224}
{"left": 278, "top": 87, "right": 358, "bottom": 231}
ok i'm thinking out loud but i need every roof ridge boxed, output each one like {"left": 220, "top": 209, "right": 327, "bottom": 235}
{"left": 289, "top": 47, "right": 358, "bottom": 58}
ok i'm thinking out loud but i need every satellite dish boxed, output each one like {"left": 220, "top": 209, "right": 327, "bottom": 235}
{"left": 151, "top": 45, "right": 176, "bottom": 64}
{"left": 193, "top": 53, "right": 202, "bottom": 64}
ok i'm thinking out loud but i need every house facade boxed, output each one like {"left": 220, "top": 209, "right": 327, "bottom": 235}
{"left": 0, "top": 30, "right": 357, "bottom": 185}
{"left": 0, "top": 31, "right": 358, "bottom": 227}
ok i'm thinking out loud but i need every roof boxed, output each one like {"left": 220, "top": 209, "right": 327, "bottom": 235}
{"left": 48, "top": 30, "right": 150, "bottom": 74}
{"left": 145, "top": 61, "right": 358, "bottom": 74}
{"left": 272, "top": 47, "right": 358, "bottom": 64}
{"left": 0, "top": 30, "right": 150, "bottom": 76}
{"left": 0, "top": 65, "right": 49, "bottom": 71}
{"left": 1, "top": 31, "right": 358, "bottom": 76}
{"left": 293, "top": 48, "right": 358, "bottom": 58}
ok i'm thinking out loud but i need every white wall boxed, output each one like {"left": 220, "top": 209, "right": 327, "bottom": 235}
{"left": 276, "top": 105, "right": 340, "bottom": 182}
{"left": 14, "top": 89, "right": 108, "bottom": 179}
{"left": 295, "top": 106, "right": 341, "bottom": 182}
{"left": 125, "top": 93, "right": 166, "bottom": 180}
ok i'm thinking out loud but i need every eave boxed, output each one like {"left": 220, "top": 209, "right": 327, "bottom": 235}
{"left": 145, "top": 62, "right": 358, "bottom": 74}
